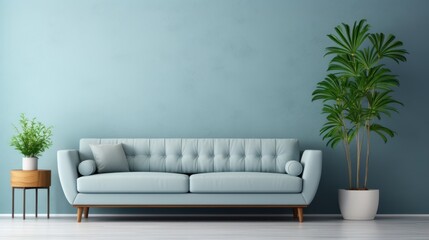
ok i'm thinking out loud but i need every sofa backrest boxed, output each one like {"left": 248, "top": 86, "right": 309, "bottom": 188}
{"left": 79, "top": 138, "right": 300, "bottom": 174}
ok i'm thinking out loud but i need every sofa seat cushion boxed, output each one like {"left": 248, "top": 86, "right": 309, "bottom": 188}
{"left": 190, "top": 172, "right": 302, "bottom": 193}
{"left": 77, "top": 172, "right": 189, "bottom": 193}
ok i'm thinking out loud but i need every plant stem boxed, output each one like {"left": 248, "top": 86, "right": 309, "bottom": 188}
{"left": 343, "top": 140, "right": 352, "bottom": 189}
{"left": 364, "top": 86, "right": 374, "bottom": 190}
{"left": 356, "top": 127, "right": 361, "bottom": 189}
{"left": 364, "top": 121, "right": 371, "bottom": 189}
{"left": 340, "top": 110, "right": 352, "bottom": 189}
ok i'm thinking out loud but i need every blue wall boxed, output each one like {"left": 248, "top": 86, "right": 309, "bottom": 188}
{"left": 1, "top": 0, "right": 428, "bottom": 214}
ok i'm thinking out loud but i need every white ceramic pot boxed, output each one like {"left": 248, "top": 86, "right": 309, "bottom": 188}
{"left": 22, "top": 157, "right": 38, "bottom": 170}
{"left": 338, "top": 189, "right": 379, "bottom": 220}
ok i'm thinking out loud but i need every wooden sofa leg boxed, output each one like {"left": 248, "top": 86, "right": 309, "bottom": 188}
{"left": 84, "top": 207, "right": 89, "bottom": 219}
{"left": 77, "top": 207, "right": 83, "bottom": 223}
{"left": 296, "top": 207, "right": 304, "bottom": 222}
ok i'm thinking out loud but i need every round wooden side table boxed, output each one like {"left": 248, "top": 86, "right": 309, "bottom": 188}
{"left": 10, "top": 170, "right": 51, "bottom": 219}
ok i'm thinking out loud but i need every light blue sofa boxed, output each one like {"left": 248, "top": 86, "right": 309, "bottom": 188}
{"left": 58, "top": 138, "right": 322, "bottom": 222}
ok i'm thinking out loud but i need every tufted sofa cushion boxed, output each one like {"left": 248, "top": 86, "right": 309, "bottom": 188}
{"left": 79, "top": 139, "right": 300, "bottom": 174}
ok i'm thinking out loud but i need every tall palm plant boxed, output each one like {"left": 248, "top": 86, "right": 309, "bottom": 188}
{"left": 312, "top": 19, "right": 407, "bottom": 190}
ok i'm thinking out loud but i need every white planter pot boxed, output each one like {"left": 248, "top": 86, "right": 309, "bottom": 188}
{"left": 338, "top": 189, "right": 379, "bottom": 220}
{"left": 22, "top": 157, "right": 38, "bottom": 170}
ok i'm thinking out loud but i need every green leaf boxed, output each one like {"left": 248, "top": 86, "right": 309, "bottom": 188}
{"left": 312, "top": 74, "right": 349, "bottom": 103}
{"left": 366, "top": 90, "right": 403, "bottom": 119}
{"left": 366, "top": 65, "right": 400, "bottom": 90}
{"left": 369, "top": 33, "right": 408, "bottom": 63}
{"left": 319, "top": 104, "right": 349, "bottom": 148}
{"left": 355, "top": 47, "right": 378, "bottom": 70}
{"left": 328, "top": 54, "right": 363, "bottom": 77}
{"left": 370, "top": 124, "right": 395, "bottom": 143}
{"left": 326, "top": 19, "right": 370, "bottom": 57}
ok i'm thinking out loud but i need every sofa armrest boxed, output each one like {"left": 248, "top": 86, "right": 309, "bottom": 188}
{"left": 300, "top": 150, "right": 322, "bottom": 204}
{"left": 57, "top": 149, "right": 80, "bottom": 205}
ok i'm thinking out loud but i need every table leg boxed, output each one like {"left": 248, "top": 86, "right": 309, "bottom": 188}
{"left": 47, "top": 188, "right": 50, "bottom": 218}
{"left": 35, "top": 189, "right": 38, "bottom": 218}
{"left": 12, "top": 187, "right": 15, "bottom": 218}
{"left": 23, "top": 188, "right": 26, "bottom": 220}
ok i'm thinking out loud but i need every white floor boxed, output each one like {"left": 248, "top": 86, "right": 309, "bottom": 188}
{"left": 0, "top": 215, "right": 428, "bottom": 239}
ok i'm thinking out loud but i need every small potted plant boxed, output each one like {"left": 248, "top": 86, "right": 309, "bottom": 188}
{"left": 312, "top": 19, "right": 407, "bottom": 220}
{"left": 10, "top": 113, "right": 53, "bottom": 170}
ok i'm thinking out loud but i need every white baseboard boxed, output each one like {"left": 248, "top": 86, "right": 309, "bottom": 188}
{"left": 1, "top": 213, "right": 428, "bottom": 218}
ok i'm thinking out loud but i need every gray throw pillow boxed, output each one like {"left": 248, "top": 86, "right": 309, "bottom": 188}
{"left": 78, "top": 160, "right": 97, "bottom": 176}
{"left": 90, "top": 144, "right": 130, "bottom": 173}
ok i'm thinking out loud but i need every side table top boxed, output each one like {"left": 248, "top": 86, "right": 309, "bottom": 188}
{"left": 11, "top": 169, "right": 51, "bottom": 172}
{"left": 10, "top": 170, "right": 51, "bottom": 188}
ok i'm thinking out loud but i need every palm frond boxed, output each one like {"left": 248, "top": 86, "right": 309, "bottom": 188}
{"left": 369, "top": 123, "right": 395, "bottom": 142}
{"left": 367, "top": 90, "right": 403, "bottom": 119}
{"left": 369, "top": 33, "right": 408, "bottom": 63}
{"left": 312, "top": 74, "right": 348, "bottom": 102}
{"left": 319, "top": 104, "right": 350, "bottom": 147}
{"left": 355, "top": 47, "right": 378, "bottom": 70}
{"left": 328, "top": 54, "right": 364, "bottom": 77}
{"left": 325, "top": 19, "right": 370, "bottom": 57}
{"left": 366, "top": 65, "right": 400, "bottom": 90}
